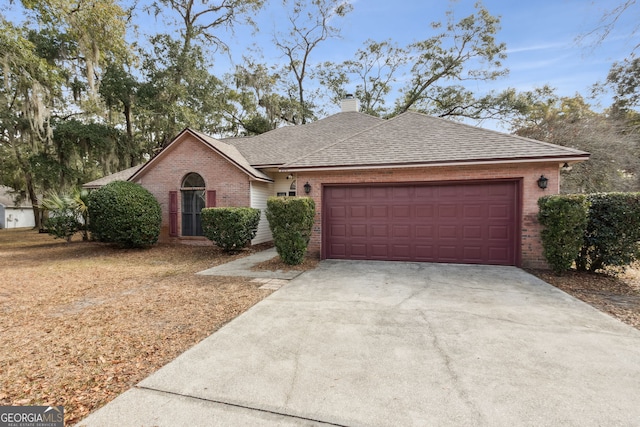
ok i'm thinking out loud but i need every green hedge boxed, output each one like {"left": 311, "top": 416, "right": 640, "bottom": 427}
{"left": 87, "top": 181, "right": 161, "bottom": 247}
{"left": 266, "top": 197, "right": 315, "bottom": 265}
{"left": 201, "top": 207, "right": 260, "bottom": 253}
{"left": 576, "top": 193, "right": 640, "bottom": 272}
{"left": 538, "top": 195, "right": 589, "bottom": 274}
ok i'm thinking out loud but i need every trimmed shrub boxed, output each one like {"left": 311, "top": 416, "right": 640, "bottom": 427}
{"left": 538, "top": 194, "right": 589, "bottom": 274}
{"left": 266, "top": 197, "right": 315, "bottom": 265}
{"left": 201, "top": 207, "right": 260, "bottom": 253}
{"left": 576, "top": 192, "right": 640, "bottom": 272}
{"left": 87, "top": 181, "right": 161, "bottom": 247}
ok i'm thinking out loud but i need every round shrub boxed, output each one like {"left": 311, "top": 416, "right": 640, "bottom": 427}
{"left": 88, "top": 181, "right": 161, "bottom": 247}
{"left": 201, "top": 207, "right": 261, "bottom": 253}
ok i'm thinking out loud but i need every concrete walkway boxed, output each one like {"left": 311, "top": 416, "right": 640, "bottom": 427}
{"left": 80, "top": 260, "right": 640, "bottom": 426}
{"left": 197, "top": 247, "right": 304, "bottom": 280}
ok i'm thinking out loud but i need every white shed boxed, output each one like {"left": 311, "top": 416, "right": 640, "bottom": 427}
{"left": 0, "top": 186, "right": 36, "bottom": 229}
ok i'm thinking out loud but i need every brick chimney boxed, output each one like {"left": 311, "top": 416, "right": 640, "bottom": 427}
{"left": 340, "top": 94, "right": 360, "bottom": 112}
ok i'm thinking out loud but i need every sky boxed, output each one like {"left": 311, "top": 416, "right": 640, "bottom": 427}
{"left": 5, "top": 0, "right": 638, "bottom": 127}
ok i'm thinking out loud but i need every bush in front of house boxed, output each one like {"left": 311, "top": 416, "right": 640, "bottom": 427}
{"left": 41, "top": 191, "right": 82, "bottom": 243}
{"left": 576, "top": 192, "right": 640, "bottom": 272}
{"left": 201, "top": 207, "right": 261, "bottom": 253}
{"left": 538, "top": 194, "right": 589, "bottom": 274}
{"left": 87, "top": 181, "right": 161, "bottom": 247}
{"left": 266, "top": 197, "right": 315, "bottom": 265}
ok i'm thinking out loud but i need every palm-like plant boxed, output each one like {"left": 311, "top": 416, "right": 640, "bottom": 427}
{"left": 41, "top": 189, "right": 87, "bottom": 242}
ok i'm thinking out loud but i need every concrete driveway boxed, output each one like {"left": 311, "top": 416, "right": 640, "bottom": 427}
{"left": 80, "top": 260, "right": 640, "bottom": 426}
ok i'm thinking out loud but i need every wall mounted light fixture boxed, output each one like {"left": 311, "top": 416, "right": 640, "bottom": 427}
{"left": 537, "top": 175, "right": 549, "bottom": 190}
{"left": 304, "top": 182, "right": 311, "bottom": 194}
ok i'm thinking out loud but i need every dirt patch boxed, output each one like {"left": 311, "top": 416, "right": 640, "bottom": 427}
{"left": 0, "top": 229, "right": 274, "bottom": 425}
{"left": 530, "top": 265, "right": 640, "bottom": 330}
{"left": 251, "top": 253, "right": 320, "bottom": 272}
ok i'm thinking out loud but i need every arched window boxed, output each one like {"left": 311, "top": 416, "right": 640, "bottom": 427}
{"left": 181, "top": 173, "right": 205, "bottom": 236}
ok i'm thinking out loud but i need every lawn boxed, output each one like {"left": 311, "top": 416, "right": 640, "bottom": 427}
{"left": 0, "top": 228, "right": 274, "bottom": 425}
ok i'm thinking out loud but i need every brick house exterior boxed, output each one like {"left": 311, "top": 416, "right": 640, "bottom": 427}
{"left": 84, "top": 104, "right": 589, "bottom": 268}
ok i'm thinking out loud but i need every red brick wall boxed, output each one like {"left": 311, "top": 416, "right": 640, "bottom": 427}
{"left": 132, "top": 133, "right": 250, "bottom": 241}
{"left": 297, "top": 162, "right": 559, "bottom": 269}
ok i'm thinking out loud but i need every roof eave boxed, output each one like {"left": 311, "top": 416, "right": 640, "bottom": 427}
{"left": 280, "top": 154, "right": 591, "bottom": 172}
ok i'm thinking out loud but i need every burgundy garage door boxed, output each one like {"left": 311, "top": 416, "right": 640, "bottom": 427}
{"left": 323, "top": 181, "right": 519, "bottom": 266}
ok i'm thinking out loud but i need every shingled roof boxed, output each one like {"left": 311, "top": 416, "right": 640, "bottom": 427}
{"left": 227, "top": 111, "right": 384, "bottom": 166}
{"left": 83, "top": 165, "right": 143, "bottom": 189}
{"left": 281, "top": 111, "right": 590, "bottom": 170}
{"left": 84, "top": 110, "right": 589, "bottom": 188}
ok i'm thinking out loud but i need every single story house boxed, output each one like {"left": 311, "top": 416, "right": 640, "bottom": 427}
{"left": 84, "top": 98, "right": 589, "bottom": 268}
{"left": 0, "top": 186, "right": 36, "bottom": 229}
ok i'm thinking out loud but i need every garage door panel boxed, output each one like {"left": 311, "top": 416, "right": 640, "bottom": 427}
{"left": 392, "top": 225, "right": 411, "bottom": 238}
{"left": 415, "top": 186, "right": 435, "bottom": 197}
{"left": 489, "top": 205, "right": 510, "bottom": 219}
{"left": 438, "top": 205, "right": 458, "bottom": 219}
{"left": 416, "top": 205, "right": 435, "bottom": 218}
{"left": 488, "top": 225, "right": 509, "bottom": 240}
{"left": 350, "top": 205, "right": 367, "bottom": 218}
{"left": 370, "top": 244, "right": 389, "bottom": 258}
{"left": 371, "top": 205, "right": 388, "bottom": 217}
{"left": 330, "top": 224, "right": 346, "bottom": 237}
{"left": 416, "top": 225, "right": 434, "bottom": 239}
{"left": 350, "top": 244, "right": 367, "bottom": 257}
{"left": 438, "top": 225, "right": 458, "bottom": 239}
{"left": 324, "top": 182, "right": 518, "bottom": 265}
{"left": 391, "top": 244, "right": 411, "bottom": 259}
{"left": 350, "top": 224, "right": 367, "bottom": 237}
{"left": 393, "top": 205, "right": 411, "bottom": 218}
{"left": 350, "top": 187, "right": 367, "bottom": 199}
{"left": 371, "top": 224, "right": 389, "bottom": 238}
{"left": 329, "top": 206, "right": 346, "bottom": 218}
{"left": 330, "top": 243, "right": 346, "bottom": 257}
{"left": 463, "top": 225, "right": 482, "bottom": 239}
{"left": 370, "top": 187, "right": 389, "bottom": 199}
{"left": 393, "top": 186, "right": 412, "bottom": 198}
{"left": 463, "top": 246, "right": 483, "bottom": 261}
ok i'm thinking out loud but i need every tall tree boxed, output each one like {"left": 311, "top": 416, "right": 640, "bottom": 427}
{"left": 514, "top": 94, "right": 640, "bottom": 193}
{"left": 317, "top": 39, "right": 405, "bottom": 117}
{"left": 140, "top": 0, "right": 265, "bottom": 145}
{"left": 0, "top": 19, "right": 63, "bottom": 227}
{"left": 274, "top": 0, "right": 353, "bottom": 124}
{"left": 394, "top": 2, "right": 507, "bottom": 116}
{"left": 20, "top": 0, "right": 130, "bottom": 104}
{"left": 317, "top": 2, "right": 511, "bottom": 121}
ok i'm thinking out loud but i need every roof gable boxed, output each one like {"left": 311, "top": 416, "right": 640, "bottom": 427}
{"left": 282, "top": 111, "right": 590, "bottom": 170}
{"left": 130, "top": 128, "right": 272, "bottom": 183}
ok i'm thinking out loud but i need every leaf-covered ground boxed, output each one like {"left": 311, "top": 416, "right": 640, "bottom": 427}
{"left": 530, "top": 265, "right": 640, "bottom": 330}
{"left": 0, "top": 229, "right": 274, "bottom": 425}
